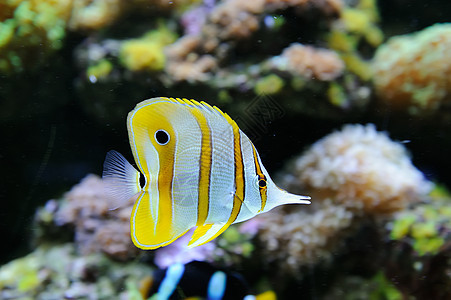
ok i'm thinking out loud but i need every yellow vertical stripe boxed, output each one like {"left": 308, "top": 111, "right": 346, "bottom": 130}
{"left": 128, "top": 101, "right": 177, "bottom": 247}
{"left": 152, "top": 110, "right": 176, "bottom": 239}
{"left": 222, "top": 112, "right": 245, "bottom": 226}
{"left": 189, "top": 100, "right": 212, "bottom": 226}
{"left": 188, "top": 110, "right": 245, "bottom": 246}
{"left": 251, "top": 144, "right": 267, "bottom": 212}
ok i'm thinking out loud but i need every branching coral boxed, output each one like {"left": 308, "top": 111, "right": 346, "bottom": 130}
{"left": 372, "top": 23, "right": 451, "bottom": 113}
{"left": 290, "top": 124, "right": 431, "bottom": 214}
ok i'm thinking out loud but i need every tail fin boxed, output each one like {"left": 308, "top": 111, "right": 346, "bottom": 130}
{"left": 279, "top": 191, "right": 311, "bottom": 205}
{"left": 103, "top": 150, "right": 141, "bottom": 210}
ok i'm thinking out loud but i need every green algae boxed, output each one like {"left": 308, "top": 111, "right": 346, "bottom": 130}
{"left": 0, "top": 0, "right": 67, "bottom": 73}
{"left": 254, "top": 74, "right": 284, "bottom": 95}
{"left": 369, "top": 272, "right": 402, "bottom": 300}
{"left": 390, "top": 191, "right": 450, "bottom": 256}
{"left": 327, "top": 82, "right": 347, "bottom": 107}
{"left": 87, "top": 59, "right": 113, "bottom": 81}
{"left": 390, "top": 214, "right": 416, "bottom": 240}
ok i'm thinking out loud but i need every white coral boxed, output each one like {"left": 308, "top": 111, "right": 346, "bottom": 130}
{"left": 295, "top": 124, "right": 431, "bottom": 213}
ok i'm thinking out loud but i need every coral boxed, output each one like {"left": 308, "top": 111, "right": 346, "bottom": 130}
{"left": 289, "top": 124, "right": 431, "bottom": 214}
{"left": 0, "top": 0, "right": 69, "bottom": 73}
{"left": 340, "top": 0, "right": 383, "bottom": 47}
{"left": 165, "top": 0, "right": 343, "bottom": 84}
{"left": 256, "top": 198, "right": 354, "bottom": 272}
{"left": 68, "top": 0, "right": 197, "bottom": 31}
{"left": 264, "top": 0, "right": 342, "bottom": 15}
{"left": 165, "top": 35, "right": 218, "bottom": 82}
{"left": 86, "top": 59, "right": 113, "bottom": 81}
{"left": 383, "top": 188, "right": 451, "bottom": 299}
{"left": 389, "top": 187, "right": 451, "bottom": 256}
{"left": 153, "top": 229, "right": 220, "bottom": 269}
{"left": 0, "top": 0, "right": 189, "bottom": 73}
{"left": 267, "top": 43, "right": 345, "bottom": 81}
{"left": 251, "top": 124, "right": 432, "bottom": 277}
{"left": 50, "top": 174, "right": 140, "bottom": 260}
{"left": 254, "top": 74, "right": 285, "bottom": 95}
{"left": 197, "top": 0, "right": 342, "bottom": 45}
{"left": 326, "top": 0, "right": 382, "bottom": 81}
{"left": 324, "top": 272, "right": 402, "bottom": 299}
{"left": 0, "top": 244, "right": 153, "bottom": 299}
{"left": 67, "top": 0, "right": 124, "bottom": 31}
{"left": 180, "top": 1, "right": 215, "bottom": 35}
{"left": 372, "top": 23, "right": 451, "bottom": 112}
{"left": 119, "top": 22, "right": 178, "bottom": 72}
{"left": 327, "top": 81, "right": 347, "bottom": 106}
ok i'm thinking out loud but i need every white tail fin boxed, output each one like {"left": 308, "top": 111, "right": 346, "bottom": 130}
{"left": 281, "top": 191, "right": 311, "bottom": 205}
{"left": 103, "top": 150, "right": 141, "bottom": 210}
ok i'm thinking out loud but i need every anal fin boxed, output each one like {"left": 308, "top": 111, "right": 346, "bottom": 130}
{"left": 188, "top": 223, "right": 231, "bottom": 248}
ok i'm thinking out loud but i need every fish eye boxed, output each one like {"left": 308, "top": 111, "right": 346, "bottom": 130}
{"left": 155, "top": 129, "right": 170, "bottom": 145}
{"left": 258, "top": 179, "right": 267, "bottom": 188}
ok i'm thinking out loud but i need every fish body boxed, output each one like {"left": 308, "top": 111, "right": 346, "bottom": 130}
{"left": 103, "top": 97, "right": 310, "bottom": 249}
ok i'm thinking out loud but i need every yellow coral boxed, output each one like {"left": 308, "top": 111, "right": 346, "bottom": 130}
{"left": 341, "top": 52, "right": 371, "bottom": 81}
{"left": 86, "top": 59, "right": 113, "bottom": 80}
{"left": 373, "top": 23, "right": 451, "bottom": 112}
{"left": 326, "top": 0, "right": 382, "bottom": 80}
{"left": 120, "top": 40, "right": 167, "bottom": 71}
{"left": 327, "top": 81, "right": 347, "bottom": 106}
{"left": 327, "top": 29, "right": 357, "bottom": 52}
{"left": 119, "top": 22, "right": 177, "bottom": 72}
{"left": 0, "top": 0, "right": 69, "bottom": 73}
{"left": 254, "top": 74, "right": 285, "bottom": 95}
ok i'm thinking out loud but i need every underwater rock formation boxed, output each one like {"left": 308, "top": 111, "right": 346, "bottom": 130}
{"left": 372, "top": 23, "right": 451, "bottom": 113}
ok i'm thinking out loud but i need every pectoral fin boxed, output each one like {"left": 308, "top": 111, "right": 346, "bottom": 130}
{"left": 102, "top": 150, "right": 141, "bottom": 210}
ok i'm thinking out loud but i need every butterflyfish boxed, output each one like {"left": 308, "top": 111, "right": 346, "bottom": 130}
{"left": 103, "top": 97, "right": 310, "bottom": 250}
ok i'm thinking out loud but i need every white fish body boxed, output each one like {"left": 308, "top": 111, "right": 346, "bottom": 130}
{"left": 103, "top": 97, "right": 310, "bottom": 249}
